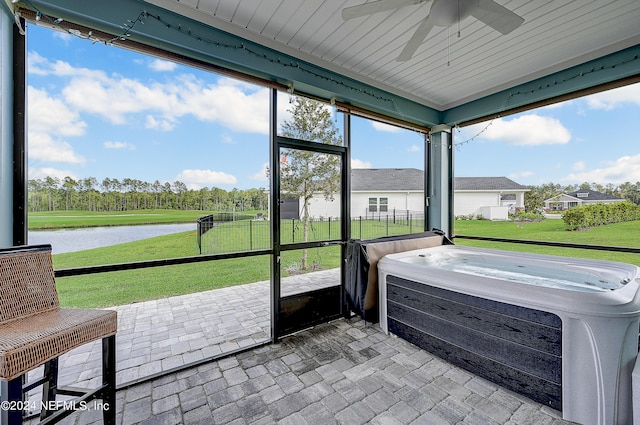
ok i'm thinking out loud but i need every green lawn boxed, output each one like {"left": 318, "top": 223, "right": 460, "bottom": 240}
{"left": 29, "top": 209, "right": 213, "bottom": 229}
{"left": 51, "top": 214, "right": 640, "bottom": 308}
{"left": 54, "top": 232, "right": 340, "bottom": 308}
{"left": 53, "top": 214, "right": 413, "bottom": 307}
{"left": 454, "top": 218, "right": 640, "bottom": 247}
{"left": 53, "top": 230, "right": 202, "bottom": 268}
{"left": 56, "top": 255, "right": 272, "bottom": 308}
{"left": 454, "top": 219, "right": 640, "bottom": 267}
{"left": 52, "top": 224, "right": 343, "bottom": 308}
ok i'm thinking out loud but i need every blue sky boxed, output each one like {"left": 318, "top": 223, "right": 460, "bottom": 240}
{"left": 28, "top": 24, "right": 640, "bottom": 190}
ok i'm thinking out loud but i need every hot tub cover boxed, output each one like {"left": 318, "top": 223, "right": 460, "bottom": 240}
{"left": 345, "top": 230, "right": 452, "bottom": 322}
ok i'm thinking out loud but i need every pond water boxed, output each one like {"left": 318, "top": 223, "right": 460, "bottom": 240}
{"left": 29, "top": 223, "right": 196, "bottom": 254}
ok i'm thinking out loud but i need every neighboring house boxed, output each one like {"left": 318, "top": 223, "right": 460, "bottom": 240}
{"left": 544, "top": 190, "right": 626, "bottom": 211}
{"left": 350, "top": 168, "right": 425, "bottom": 218}
{"left": 305, "top": 169, "right": 528, "bottom": 220}
{"left": 454, "top": 177, "right": 529, "bottom": 219}
{"left": 305, "top": 168, "right": 424, "bottom": 219}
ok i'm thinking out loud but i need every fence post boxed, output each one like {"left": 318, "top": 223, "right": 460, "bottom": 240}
{"left": 292, "top": 218, "right": 295, "bottom": 243}
{"left": 409, "top": 213, "right": 412, "bottom": 233}
{"left": 249, "top": 219, "right": 253, "bottom": 250}
{"left": 328, "top": 217, "right": 331, "bottom": 239}
{"left": 386, "top": 215, "right": 389, "bottom": 236}
{"left": 197, "top": 219, "right": 202, "bottom": 254}
{"left": 359, "top": 216, "right": 362, "bottom": 239}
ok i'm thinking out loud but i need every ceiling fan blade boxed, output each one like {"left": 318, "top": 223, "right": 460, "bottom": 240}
{"left": 342, "top": 0, "right": 428, "bottom": 21}
{"left": 396, "top": 14, "right": 435, "bottom": 61}
{"left": 470, "top": 0, "right": 524, "bottom": 35}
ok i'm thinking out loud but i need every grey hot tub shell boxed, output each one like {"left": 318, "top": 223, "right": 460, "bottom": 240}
{"left": 378, "top": 245, "right": 640, "bottom": 425}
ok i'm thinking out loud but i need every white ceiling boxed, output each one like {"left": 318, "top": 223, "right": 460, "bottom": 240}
{"left": 145, "top": 0, "right": 640, "bottom": 111}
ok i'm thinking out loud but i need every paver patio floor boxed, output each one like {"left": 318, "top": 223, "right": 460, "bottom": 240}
{"left": 25, "top": 269, "right": 573, "bottom": 424}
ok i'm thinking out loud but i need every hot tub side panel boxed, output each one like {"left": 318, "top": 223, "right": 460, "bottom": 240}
{"left": 386, "top": 275, "right": 563, "bottom": 411}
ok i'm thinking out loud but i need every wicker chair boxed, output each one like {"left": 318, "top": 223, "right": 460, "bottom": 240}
{"left": 0, "top": 245, "right": 117, "bottom": 425}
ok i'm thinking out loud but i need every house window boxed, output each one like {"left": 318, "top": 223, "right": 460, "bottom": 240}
{"left": 368, "top": 197, "right": 377, "bottom": 212}
{"left": 568, "top": 202, "right": 578, "bottom": 208}
{"left": 550, "top": 202, "right": 563, "bottom": 211}
{"left": 380, "top": 198, "right": 388, "bottom": 212}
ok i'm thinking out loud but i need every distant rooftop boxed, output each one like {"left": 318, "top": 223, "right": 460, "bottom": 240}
{"left": 351, "top": 169, "right": 528, "bottom": 192}
{"left": 351, "top": 168, "right": 424, "bottom": 191}
{"left": 567, "top": 190, "right": 625, "bottom": 201}
{"left": 455, "top": 176, "right": 529, "bottom": 191}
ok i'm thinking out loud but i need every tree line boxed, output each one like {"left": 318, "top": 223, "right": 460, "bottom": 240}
{"left": 524, "top": 181, "right": 640, "bottom": 212}
{"left": 28, "top": 175, "right": 640, "bottom": 214}
{"left": 28, "top": 176, "right": 268, "bottom": 213}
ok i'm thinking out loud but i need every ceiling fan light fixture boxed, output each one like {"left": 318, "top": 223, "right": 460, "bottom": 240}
{"left": 343, "top": 0, "right": 524, "bottom": 61}
{"left": 429, "top": 0, "right": 477, "bottom": 27}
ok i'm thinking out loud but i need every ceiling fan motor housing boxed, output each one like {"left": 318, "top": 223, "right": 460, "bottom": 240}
{"left": 430, "top": 0, "right": 479, "bottom": 27}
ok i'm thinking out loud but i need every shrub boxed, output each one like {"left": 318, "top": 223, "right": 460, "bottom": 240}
{"left": 562, "top": 202, "right": 640, "bottom": 231}
{"left": 514, "top": 211, "right": 545, "bottom": 222}
{"left": 561, "top": 207, "right": 586, "bottom": 231}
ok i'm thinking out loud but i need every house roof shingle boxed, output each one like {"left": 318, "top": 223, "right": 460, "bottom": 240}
{"left": 351, "top": 169, "right": 528, "bottom": 192}
{"left": 566, "top": 190, "right": 625, "bottom": 201}
{"left": 454, "top": 177, "right": 528, "bottom": 191}
{"left": 351, "top": 168, "right": 424, "bottom": 191}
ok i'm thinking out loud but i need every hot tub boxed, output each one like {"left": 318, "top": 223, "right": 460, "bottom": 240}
{"left": 377, "top": 245, "right": 640, "bottom": 425}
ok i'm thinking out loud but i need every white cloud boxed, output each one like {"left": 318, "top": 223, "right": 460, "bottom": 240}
{"left": 61, "top": 75, "right": 167, "bottom": 125}
{"left": 250, "top": 163, "right": 269, "bottom": 181}
{"left": 104, "top": 141, "right": 136, "bottom": 150}
{"left": 176, "top": 169, "right": 238, "bottom": 189}
{"left": 70, "top": 69, "right": 269, "bottom": 131}
{"left": 30, "top": 55, "right": 271, "bottom": 133}
{"left": 466, "top": 114, "right": 571, "bottom": 146}
{"left": 407, "top": 145, "right": 421, "bottom": 152}
{"left": 28, "top": 52, "right": 106, "bottom": 80}
{"left": 29, "top": 86, "right": 86, "bottom": 136}
{"left": 52, "top": 32, "right": 73, "bottom": 44}
{"left": 28, "top": 52, "right": 52, "bottom": 76}
{"left": 561, "top": 153, "right": 640, "bottom": 184}
{"left": 351, "top": 158, "right": 372, "bottom": 169}
{"left": 145, "top": 115, "right": 176, "bottom": 131}
{"left": 29, "top": 133, "right": 86, "bottom": 165}
{"left": 29, "top": 167, "right": 78, "bottom": 181}
{"left": 585, "top": 83, "right": 640, "bottom": 110}
{"left": 149, "top": 59, "right": 177, "bottom": 72}
{"left": 372, "top": 121, "right": 402, "bottom": 132}
{"left": 571, "top": 161, "right": 586, "bottom": 171}
{"left": 28, "top": 86, "right": 87, "bottom": 165}
{"left": 176, "top": 76, "right": 269, "bottom": 133}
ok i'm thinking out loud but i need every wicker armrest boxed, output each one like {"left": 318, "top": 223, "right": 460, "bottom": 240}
{"left": 0, "top": 308, "right": 117, "bottom": 381}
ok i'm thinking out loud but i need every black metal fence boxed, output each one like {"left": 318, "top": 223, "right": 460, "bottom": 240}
{"left": 196, "top": 212, "right": 256, "bottom": 254}
{"left": 351, "top": 211, "right": 424, "bottom": 240}
{"left": 197, "top": 211, "right": 425, "bottom": 255}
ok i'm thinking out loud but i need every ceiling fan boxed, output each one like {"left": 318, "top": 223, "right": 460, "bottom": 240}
{"left": 342, "top": 0, "right": 525, "bottom": 61}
